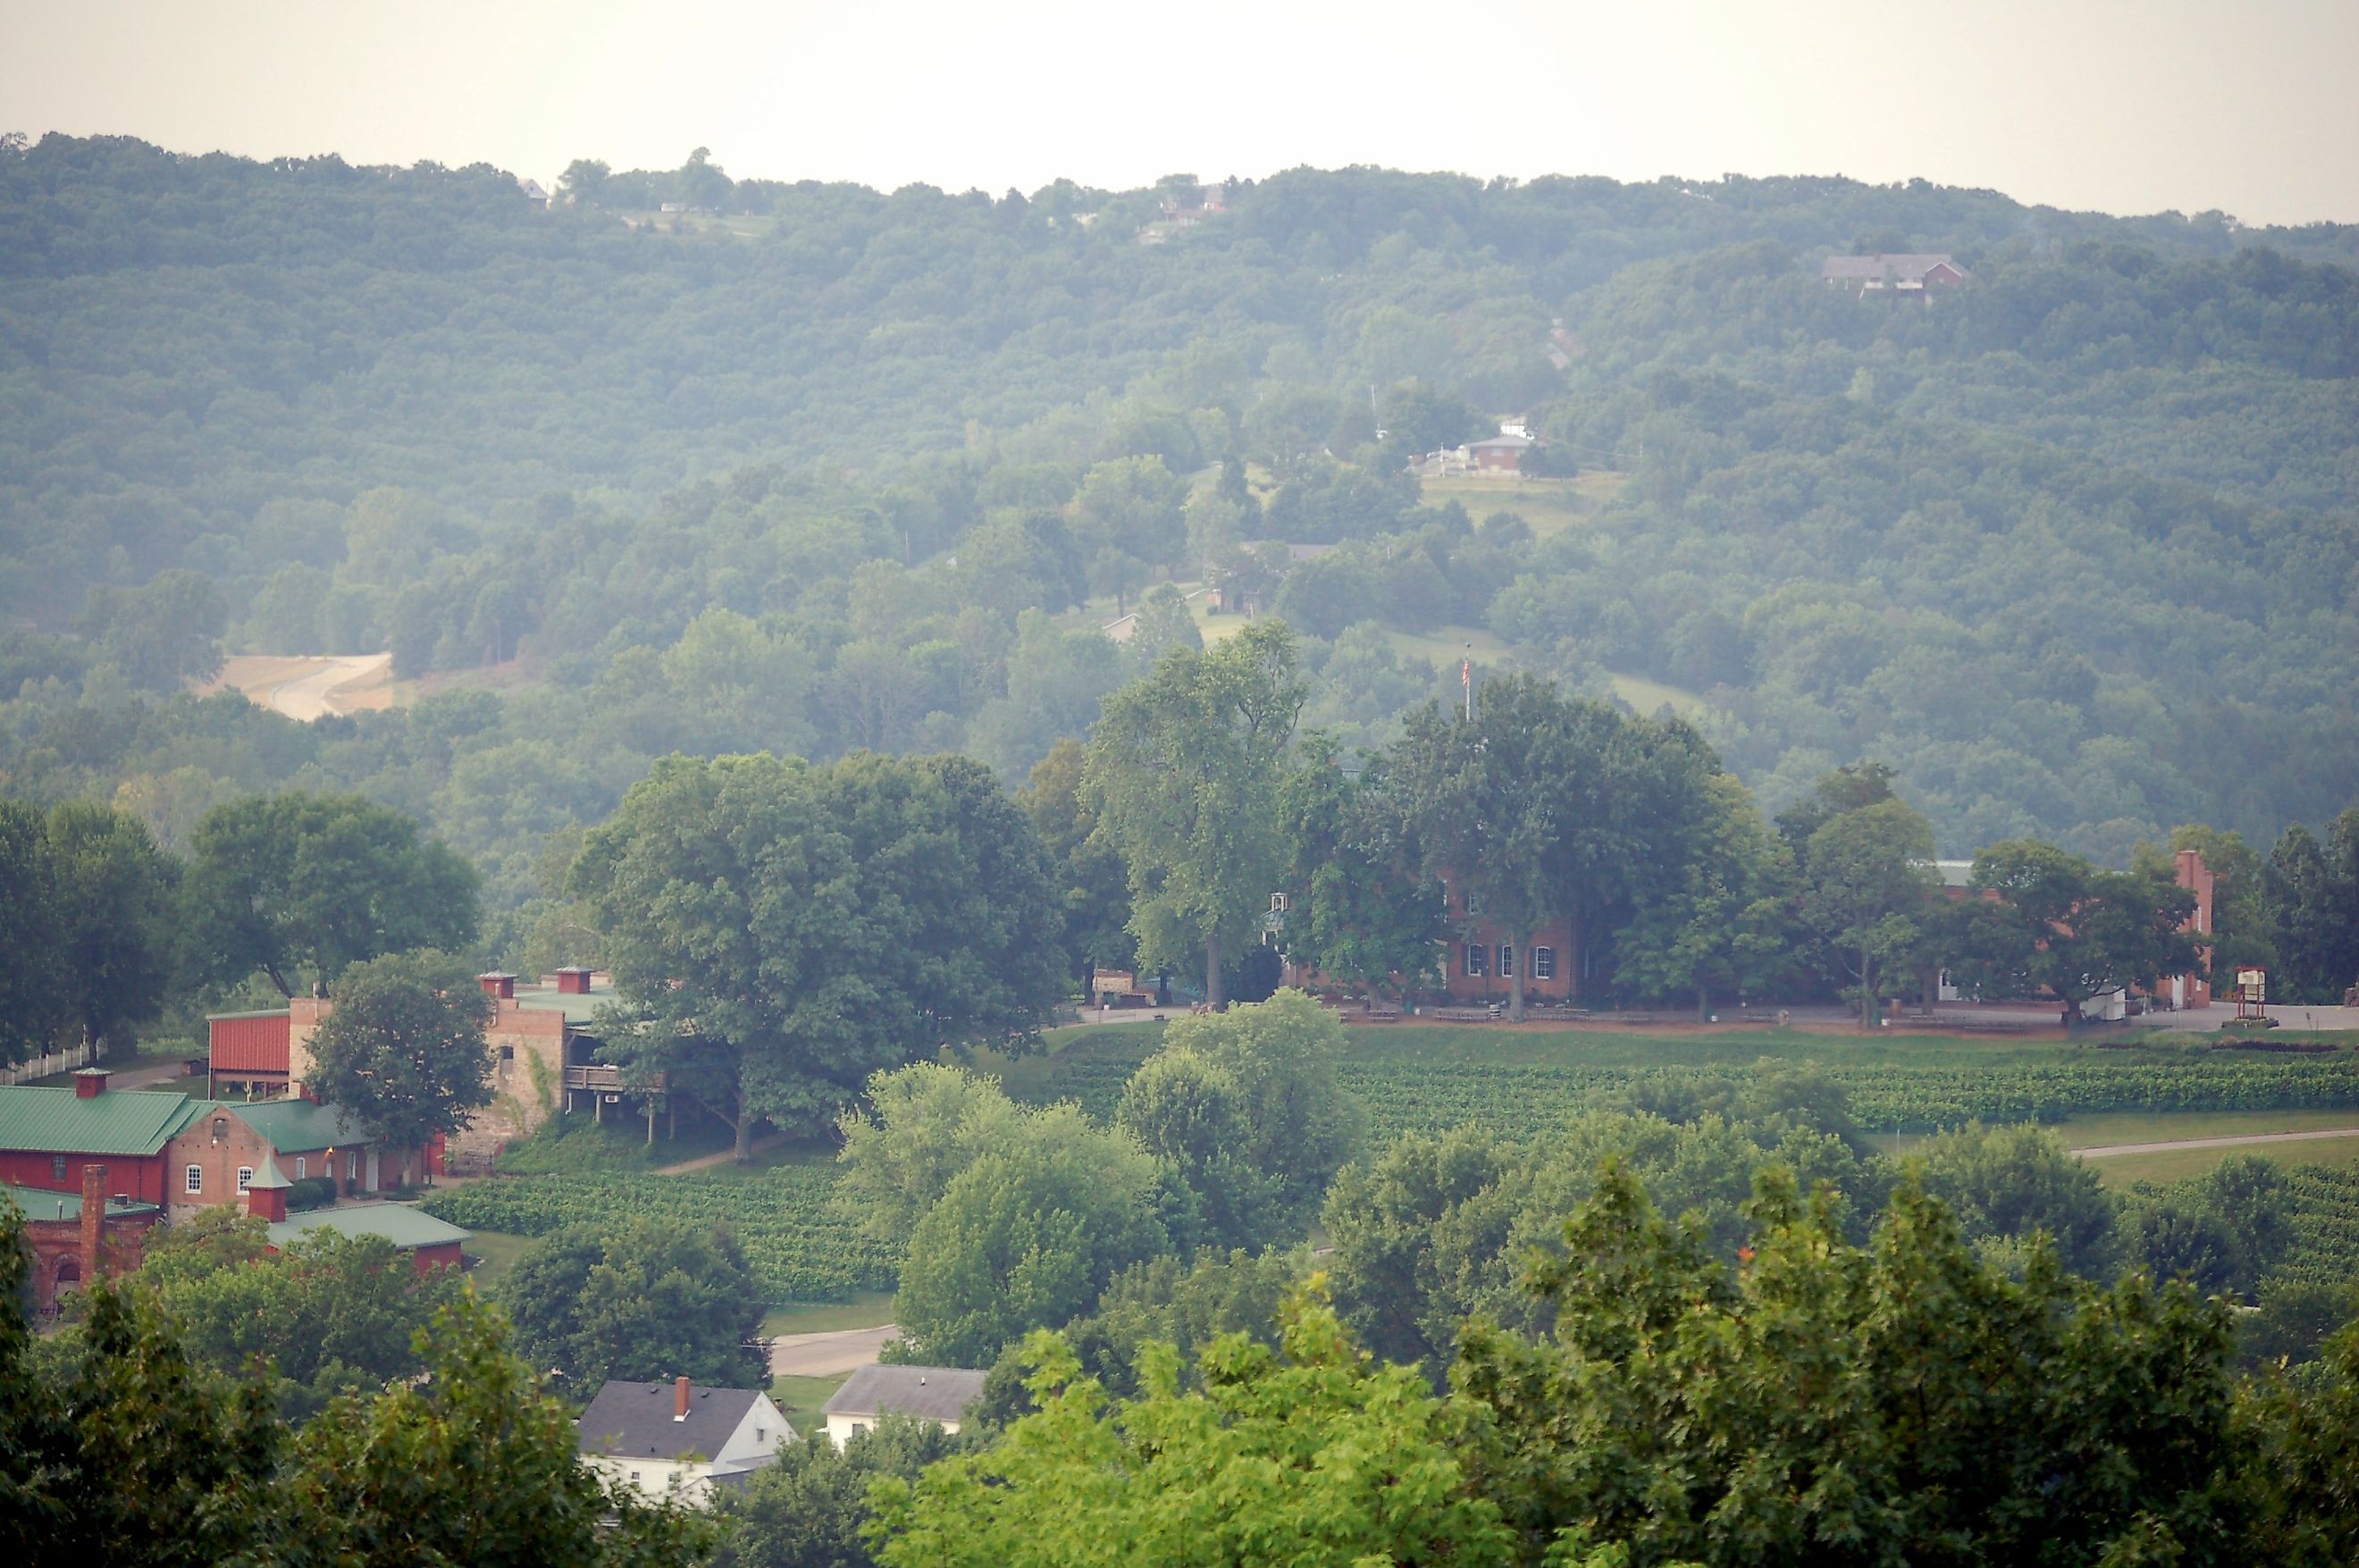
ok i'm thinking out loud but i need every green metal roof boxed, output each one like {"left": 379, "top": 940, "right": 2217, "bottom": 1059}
{"left": 229, "top": 1100, "right": 368, "bottom": 1153}
{"left": 512, "top": 986, "right": 612, "bottom": 1026}
{"left": 0, "top": 1086, "right": 205, "bottom": 1155}
{"left": 248, "top": 1152, "right": 290, "bottom": 1190}
{"left": 267, "top": 1203, "right": 468, "bottom": 1252}
{"left": 0, "top": 1183, "right": 162, "bottom": 1222}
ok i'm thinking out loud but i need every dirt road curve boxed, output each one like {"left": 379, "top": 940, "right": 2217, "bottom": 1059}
{"left": 768, "top": 1325, "right": 899, "bottom": 1379}
{"left": 266, "top": 653, "right": 390, "bottom": 721}
{"left": 2071, "top": 1127, "right": 2359, "bottom": 1159}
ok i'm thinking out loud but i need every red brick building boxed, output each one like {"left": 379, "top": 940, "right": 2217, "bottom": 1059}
{"left": 206, "top": 969, "right": 629, "bottom": 1171}
{"left": 4, "top": 1165, "right": 161, "bottom": 1313}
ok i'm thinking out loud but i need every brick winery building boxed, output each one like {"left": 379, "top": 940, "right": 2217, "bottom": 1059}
{"left": 206, "top": 967, "right": 650, "bottom": 1172}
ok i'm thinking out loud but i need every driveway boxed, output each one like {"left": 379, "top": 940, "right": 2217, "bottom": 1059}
{"left": 268, "top": 653, "right": 390, "bottom": 721}
{"left": 768, "top": 1324, "right": 899, "bottom": 1379}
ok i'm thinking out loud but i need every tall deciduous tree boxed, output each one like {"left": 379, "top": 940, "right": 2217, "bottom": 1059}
{"left": 42, "top": 802, "right": 180, "bottom": 1057}
{"left": 1277, "top": 736, "right": 1440, "bottom": 998}
{"left": 1086, "top": 620, "right": 1306, "bottom": 1009}
{"left": 180, "top": 792, "right": 479, "bottom": 997}
{"left": 1800, "top": 796, "right": 1938, "bottom": 1027}
{"left": 280, "top": 1295, "right": 713, "bottom": 1564}
{"left": 867, "top": 1291, "right": 1515, "bottom": 1568}
{"left": 1118, "top": 990, "right": 1363, "bottom": 1251}
{"left": 503, "top": 1220, "right": 766, "bottom": 1392}
{"left": 0, "top": 801, "right": 66, "bottom": 1066}
{"left": 1018, "top": 739, "right": 1135, "bottom": 990}
{"left": 1456, "top": 1162, "right": 2245, "bottom": 1567}
{"left": 894, "top": 1121, "right": 1170, "bottom": 1369}
{"left": 1616, "top": 773, "right": 1796, "bottom": 1018}
{"left": 572, "top": 752, "right": 1061, "bottom": 1160}
{"left": 1389, "top": 674, "right": 1632, "bottom": 1020}
{"left": 304, "top": 948, "right": 493, "bottom": 1165}
{"left": 1945, "top": 840, "right": 2200, "bottom": 1023}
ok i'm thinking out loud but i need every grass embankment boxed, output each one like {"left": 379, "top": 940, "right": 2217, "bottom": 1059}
{"left": 2086, "top": 1136, "right": 2359, "bottom": 1189}
{"left": 460, "top": 1229, "right": 535, "bottom": 1291}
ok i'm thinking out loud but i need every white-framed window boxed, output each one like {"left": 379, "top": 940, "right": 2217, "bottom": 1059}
{"left": 348, "top": 1152, "right": 357, "bottom": 1179}
{"left": 237, "top": 1167, "right": 254, "bottom": 1192}
{"left": 52, "top": 1154, "right": 66, "bottom": 1182}
{"left": 185, "top": 1165, "right": 203, "bottom": 1195}
{"left": 1463, "top": 943, "right": 1488, "bottom": 977}
{"left": 295, "top": 1157, "right": 306, "bottom": 1180}
{"left": 1499, "top": 944, "right": 1515, "bottom": 977}
{"left": 1532, "top": 946, "right": 1557, "bottom": 980}
{"left": 1463, "top": 888, "right": 1482, "bottom": 916}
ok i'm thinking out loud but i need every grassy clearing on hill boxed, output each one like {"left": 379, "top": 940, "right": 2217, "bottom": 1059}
{"left": 1418, "top": 471, "right": 1629, "bottom": 539}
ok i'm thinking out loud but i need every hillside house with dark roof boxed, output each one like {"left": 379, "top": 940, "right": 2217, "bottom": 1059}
{"left": 1820, "top": 253, "right": 1971, "bottom": 298}
{"left": 579, "top": 1377, "right": 794, "bottom": 1505}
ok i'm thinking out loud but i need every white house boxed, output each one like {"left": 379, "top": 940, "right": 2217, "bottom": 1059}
{"left": 821, "top": 1363, "right": 986, "bottom": 1448}
{"left": 577, "top": 1376, "right": 795, "bottom": 1505}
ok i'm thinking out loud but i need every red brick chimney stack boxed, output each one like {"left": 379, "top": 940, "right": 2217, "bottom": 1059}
{"left": 73, "top": 1068, "right": 108, "bottom": 1098}
{"left": 675, "top": 1375, "right": 691, "bottom": 1421}
{"left": 478, "top": 972, "right": 516, "bottom": 1000}
{"left": 79, "top": 1165, "right": 106, "bottom": 1284}
{"left": 556, "top": 967, "right": 593, "bottom": 995}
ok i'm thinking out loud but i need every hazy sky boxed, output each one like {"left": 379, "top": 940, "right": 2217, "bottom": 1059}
{"left": 5, "top": 0, "right": 2355, "bottom": 227}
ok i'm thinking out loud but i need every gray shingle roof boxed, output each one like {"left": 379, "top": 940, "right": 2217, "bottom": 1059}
{"left": 824, "top": 1363, "right": 986, "bottom": 1424}
{"left": 1819, "top": 253, "right": 1969, "bottom": 282}
{"left": 578, "top": 1380, "right": 764, "bottom": 1463}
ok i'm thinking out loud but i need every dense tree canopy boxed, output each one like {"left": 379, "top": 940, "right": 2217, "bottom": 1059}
{"left": 571, "top": 750, "right": 1062, "bottom": 1157}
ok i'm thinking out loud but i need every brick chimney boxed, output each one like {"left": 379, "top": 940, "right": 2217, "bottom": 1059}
{"left": 675, "top": 1375, "right": 692, "bottom": 1421}
{"left": 555, "top": 967, "right": 593, "bottom": 995}
{"left": 478, "top": 972, "right": 516, "bottom": 1000}
{"left": 73, "top": 1068, "right": 108, "bottom": 1098}
{"left": 79, "top": 1164, "right": 106, "bottom": 1285}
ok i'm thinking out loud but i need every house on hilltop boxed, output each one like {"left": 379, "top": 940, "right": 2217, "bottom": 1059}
{"left": 578, "top": 1377, "right": 794, "bottom": 1505}
{"left": 1820, "top": 253, "right": 1972, "bottom": 298}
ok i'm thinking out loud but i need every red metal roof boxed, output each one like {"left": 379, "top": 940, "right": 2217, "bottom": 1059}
{"left": 208, "top": 1012, "right": 290, "bottom": 1073}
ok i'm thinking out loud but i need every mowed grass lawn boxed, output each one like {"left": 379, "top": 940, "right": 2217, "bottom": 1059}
{"left": 769, "top": 1373, "right": 850, "bottom": 1438}
{"left": 760, "top": 1293, "right": 897, "bottom": 1338}
{"left": 460, "top": 1228, "right": 536, "bottom": 1292}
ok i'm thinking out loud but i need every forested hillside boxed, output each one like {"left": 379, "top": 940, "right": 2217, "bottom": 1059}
{"left": 4, "top": 133, "right": 2355, "bottom": 920}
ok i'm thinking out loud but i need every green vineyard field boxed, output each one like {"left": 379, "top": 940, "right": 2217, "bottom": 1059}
{"left": 422, "top": 1161, "right": 897, "bottom": 1302}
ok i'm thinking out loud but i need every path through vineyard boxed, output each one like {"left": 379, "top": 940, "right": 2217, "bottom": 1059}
{"left": 2071, "top": 1126, "right": 2359, "bottom": 1159}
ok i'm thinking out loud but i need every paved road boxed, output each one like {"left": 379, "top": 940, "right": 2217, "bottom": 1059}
{"left": 768, "top": 1325, "right": 898, "bottom": 1379}
{"left": 2071, "top": 1127, "right": 2359, "bottom": 1159}
{"left": 267, "top": 653, "right": 390, "bottom": 721}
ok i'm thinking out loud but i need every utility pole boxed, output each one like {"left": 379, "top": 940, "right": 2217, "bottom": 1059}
{"left": 1462, "top": 644, "right": 1473, "bottom": 722}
